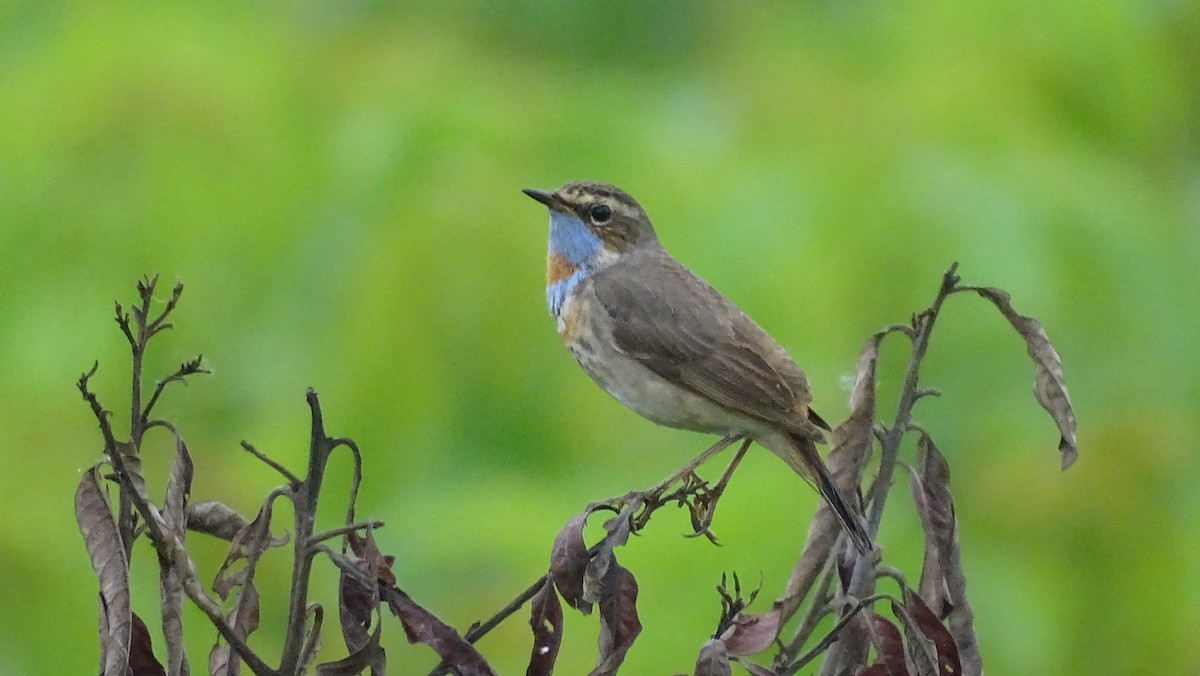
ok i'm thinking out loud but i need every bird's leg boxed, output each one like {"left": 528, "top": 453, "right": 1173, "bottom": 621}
{"left": 647, "top": 433, "right": 743, "bottom": 499}
{"left": 686, "top": 438, "right": 753, "bottom": 541}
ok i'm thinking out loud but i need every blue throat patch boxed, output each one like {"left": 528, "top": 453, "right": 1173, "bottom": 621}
{"left": 545, "top": 210, "right": 602, "bottom": 317}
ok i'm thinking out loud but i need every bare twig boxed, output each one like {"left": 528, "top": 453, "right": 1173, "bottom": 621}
{"left": 241, "top": 441, "right": 303, "bottom": 488}
{"left": 311, "top": 521, "right": 386, "bottom": 547}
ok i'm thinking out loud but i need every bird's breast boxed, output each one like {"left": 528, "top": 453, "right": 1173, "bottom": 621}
{"left": 558, "top": 285, "right": 760, "bottom": 436}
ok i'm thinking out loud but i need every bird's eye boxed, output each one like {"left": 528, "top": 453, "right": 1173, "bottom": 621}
{"left": 589, "top": 203, "right": 612, "bottom": 223}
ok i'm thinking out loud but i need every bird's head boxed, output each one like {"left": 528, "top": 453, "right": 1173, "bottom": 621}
{"left": 523, "top": 181, "right": 660, "bottom": 270}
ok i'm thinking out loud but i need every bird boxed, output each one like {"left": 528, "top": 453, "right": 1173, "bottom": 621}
{"left": 523, "top": 180, "right": 871, "bottom": 554}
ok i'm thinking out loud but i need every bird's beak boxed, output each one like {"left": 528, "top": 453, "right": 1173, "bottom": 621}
{"left": 522, "top": 188, "right": 558, "bottom": 209}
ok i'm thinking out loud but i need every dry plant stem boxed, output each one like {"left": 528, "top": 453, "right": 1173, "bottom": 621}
{"left": 242, "top": 440, "right": 302, "bottom": 488}
{"left": 778, "top": 555, "right": 840, "bottom": 665}
{"left": 817, "top": 263, "right": 960, "bottom": 675}
{"left": 79, "top": 367, "right": 276, "bottom": 676}
{"left": 278, "top": 389, "right": 349, "bottom": 675}
{"left": 866, "top": 263, "right": 958, "bottom": 539}
{"left": 427, "top": 434, "right": 742, "bottom": 676}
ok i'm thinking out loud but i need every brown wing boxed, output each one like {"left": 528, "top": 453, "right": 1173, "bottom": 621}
{"left": 591, "top": 250, "right": 818, "bottom": 435}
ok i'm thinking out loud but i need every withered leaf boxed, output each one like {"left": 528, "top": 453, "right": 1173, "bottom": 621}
{"left": 339, "top": 566, "right": 377, "bottom": 654}
{"left": 526, "top": 582, "right": 564, "bottom": 676}
{"left": 591, "top": 563, "right": 642, "bottom": 676}
{"left": 340, "top": 531, "right": 393, "bottom": 654}
{"left": 911, "top": 434, "right": 955, "bottom": 616}
{"left": 550, "top": 512, "right": 592, "bottom": 613}
{"left": 910, "top": 437, "right": 981, "bottom": 675}
{"left": 719, "top": 602, "right": 782, "bottom": 656}
{"left": 384, "top": 587, "right": 496, "bottom": 676}
{"left": 864, "top": 612, "right": 908, "bottom": 676}
{"left": 583, "top": 509, "right": 633, "bottom": 608}
{"left": 187, "top": 501, "right": 251, "bottom": 542}
{"left": 116, "top": 439, "right": 148, "bottom": 498}
{"left": 161, "top": 437, "right": 192, "bottom": 676}
{"left": 348, "top": 531, "right": 396, "bottom": 587}
{"left": 693, "top": 638, "right": 732, "bottom": 676}
{"left": 130, "top": 612, "right": 166, "bottom": 676}
{"left": 901, "top": 589, "right": 960, "bottom": 676}
{"left": 213, "top": 502, "right": 287, "bottom": 600}
{"left": 162, "top": 437, "right": 194, "bottom": 537}
{"left": 779, "top": 334, "right": 881, "bottom": 614}
{"left": 208, "top": 581, "right": 261, "bottom": 676}
{"left": 973, "top": 287, "right": 1077, "bottom": 469}
{"left": 299, "top": 603, "right": 325, "bottom": 674}
{"left": 76, "top": 465, "right": 131, "bottom": 676}
{"left": 317, "top": 622, "right": 386, "bottom": 676}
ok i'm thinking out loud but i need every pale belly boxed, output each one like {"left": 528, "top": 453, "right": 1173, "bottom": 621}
{"left": 557, "top": 292, "right": 763, "bottom": 437}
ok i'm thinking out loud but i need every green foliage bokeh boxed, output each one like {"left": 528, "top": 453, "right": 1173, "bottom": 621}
{"left": 1, "top": 2, "right": 1196, "bottom": 673}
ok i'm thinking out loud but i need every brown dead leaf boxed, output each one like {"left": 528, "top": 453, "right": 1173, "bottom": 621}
{"left": 780, "top": 333, "right": 881, "bottom": 614}
{"left": 583, "top": 509, "right": 633, "bottom": 609}
{"left": 187, "top": 501, "right": 250, "bottom": 542}
{"left": 160, "top": 437, "right": 192, "bottom": 676}
{"left": 550, "top": 512, "right": 592, "bottom": 613}
{"left": 901, "top": 589, "right": 960, "bottom": 676}
{"left": 910, "top": 436, "right": 981, "bottom": 675}
{"left": 973, "top": 287, "right": 1078, "bottom": 469}
{"left": 693, "top": 638, "right": 732, "bottom": 676}
{"left": 526, "top": 582, "right": 564, "bottom": 676}
{"left": 76, "top": 465, "right": 131, "bottom": 676}
{"left": 384, "top": 586, "right": 496, "bottom": 676}
{"left": 864, "top": 612, "right": 908, "bottom": 676}
{"left": 317, "top": 622, "right": 386, "bottom": 676}
{"left": 130, "top": 611, "right": 165, "bottom": 676}
{"left": 213, "top": 502, "right": 288, "bottom": 600}
{"left": 719, "top": 603, "right": 782, "bottom": 656}
{"left": 591, "top": 563, "right": 642, "bottom": 676}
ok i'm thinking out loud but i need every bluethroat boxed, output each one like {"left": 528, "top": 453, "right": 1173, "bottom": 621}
{"left": 524, "top": 181, "right": 871, "bottom": 554}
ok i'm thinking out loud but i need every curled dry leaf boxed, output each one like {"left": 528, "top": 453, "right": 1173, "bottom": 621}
{"left": 384, "top": 586, "right": 496, "bottom": 676}
{"left": 901, "top": 589, "right": 960, "bottom": 676}
{"left": 338, "top": 566, "right": 377, "bottom": 654}
{"left": 208, "top": 581, "right": 261, "bottom": 676}
{"left": 526, "top": 582, "right": 564, "bottom": 676}
{"left": 213, "top": 502, "right": 288, "bottom": 600}
{"left": 160, "top": 437, "right": 193, "bottom": 676}
{"left": 863, "top": 612, "right": 908, "bottom": 676}
{"left": 583, "top": 508, "right": 634, "bottom": 608}
{"left": 550, "top": 512, "right": 592, "bottom": 613}
{"left": 910, "top": 437, "right": 981, "bottom": 676}
{"left": 973, "top": 287, "right": 1078, "bottom": 469}
{"left": 187, "top": 501, "right": 250, "bottom": 542}
{"left": 340, "top": 531, "right": 393, "bottom": 654}
{"left": 780, "top": 333, "right": 881, "bottom": 613}
{"left": 693, "top": 638, "right": 732, "bottom": 676}
{"left": 719, "top": 602, "right": 782, "bottom": 656}
{"left": 348, "top": 531, "right": 397, "bottom": 587}
{"left": 591, "top": 563, "right": 642, "bottom": 676}
{"left": 298, "top": 603, "right": 325, "bottom": 674}
{"left": 316, "top": 622, "right": 386, "bottom": 676}
{"left": 911, "top": 435, "right": 955, "bottom": 617}
{"left": 75, "top": 465, "right": 131, "bottom": 676}
{"left": 129, "top": 611, "right": 166, "bottom": 676}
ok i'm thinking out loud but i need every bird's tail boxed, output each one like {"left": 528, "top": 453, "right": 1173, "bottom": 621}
{"left": 784, "top": 432, "right": 873, "bottom": 555}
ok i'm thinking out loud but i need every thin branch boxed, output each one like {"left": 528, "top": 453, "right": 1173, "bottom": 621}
{"left": 779, "top": 559, "right": 839, "bottom": 664}
{"left": 310, "top": 521, "right": 386, "bottom": 547}
{"left": 142, "top": 355, "right": 209, "bottom": 421}
{"left": 818, "top": 262, "right": 961, "bottom": 672}
{"left": 241, "top": 441, "right": 302, "bottom": 488}
{"left": 277, "top": 389, "right": 338, "bottom": 676}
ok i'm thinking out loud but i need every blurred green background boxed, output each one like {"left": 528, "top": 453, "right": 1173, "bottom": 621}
{"left": 1, "top": 1, "right": 1197, "bottom": 673}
